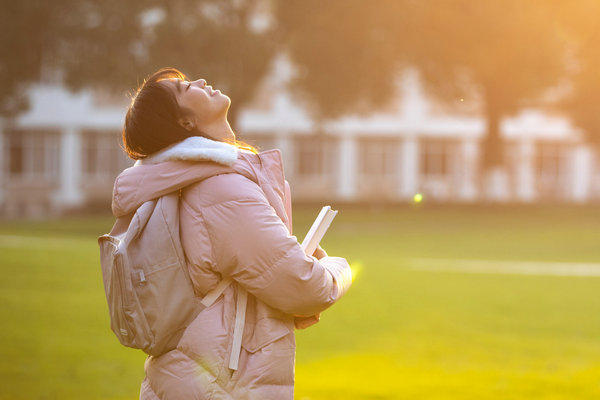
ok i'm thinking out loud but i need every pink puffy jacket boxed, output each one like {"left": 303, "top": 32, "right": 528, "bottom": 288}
{"left": 111, "top": 148, "right": 353, "bottom": 400}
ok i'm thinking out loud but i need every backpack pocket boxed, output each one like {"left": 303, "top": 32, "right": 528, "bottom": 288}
{"left": 134, "top": 260, "right": 202, "bottom": 355}
{"left": 99, "top": 236, "right": 152, "bottom": 351}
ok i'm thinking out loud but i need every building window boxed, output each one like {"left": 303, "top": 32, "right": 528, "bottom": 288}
{"left": 8, "top": 132, "right": 24, "bottom": 175}
{"left": 82, "top": 131, "right": 130, "bottom": 179}
{"left": 537, "top": 142, "right": 567, "bottom": 197}
{"left": 294, "top": 135, "right": 336, "bottom": 177}
{"left": 537, "top": 144, "right": 562, "bottom": 180}
{"left": 6, "top": 129, "right": 59, "bottom": 181}
{"left": 420, "top": 140, "right": 452, "bottom": 176}
{"left": 358, "top": 138, "right": 398, "bottom": 177}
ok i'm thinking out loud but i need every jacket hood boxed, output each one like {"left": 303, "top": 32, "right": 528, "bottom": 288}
{"left": 135, "top": 136, "right": 239, "bottom": 166}
{"left": 112, "top": 148, "right": 286, "bottom": 218}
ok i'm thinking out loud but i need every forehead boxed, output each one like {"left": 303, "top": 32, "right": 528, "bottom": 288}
{"left": 158, "top": 78, "right": 191, "bottom": 101}
{"left": 159, "top": 78, "right": 185, "bottom": 96}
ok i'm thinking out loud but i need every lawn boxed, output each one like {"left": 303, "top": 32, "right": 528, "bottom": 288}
{"left": 1, "top": 205, "right": 599, "bottom": 399}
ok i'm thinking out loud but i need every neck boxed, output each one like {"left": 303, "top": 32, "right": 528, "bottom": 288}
{"left": 202, "top": 118, "right": 235, "bottom": 143}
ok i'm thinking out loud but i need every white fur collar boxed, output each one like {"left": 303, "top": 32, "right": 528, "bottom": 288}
{"left": 135, "top": 136, "right": 238, "bottom": 166}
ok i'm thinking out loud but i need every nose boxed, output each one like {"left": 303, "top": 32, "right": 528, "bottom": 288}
{"left": 191, "top": 79, "right": 207, "bottom": 88}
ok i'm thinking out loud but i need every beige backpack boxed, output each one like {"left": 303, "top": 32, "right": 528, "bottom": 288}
{"left": 98, "top": 192, "right": 230, "bottom": 356}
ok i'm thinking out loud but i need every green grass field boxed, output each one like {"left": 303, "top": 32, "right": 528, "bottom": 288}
{"left": 1, "top": 205, "right": 600, "bottom": 399}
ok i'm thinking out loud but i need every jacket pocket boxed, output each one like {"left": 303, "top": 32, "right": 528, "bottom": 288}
{"left": 234, "top": 317, "right": 295, "bottom": 390}
{"left": 242, "top": 317, "right": 293, "bottom": 354}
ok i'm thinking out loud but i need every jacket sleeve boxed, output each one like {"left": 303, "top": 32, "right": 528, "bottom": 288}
{"left": 199, "top": 175, "right": 352, "bottom": 316}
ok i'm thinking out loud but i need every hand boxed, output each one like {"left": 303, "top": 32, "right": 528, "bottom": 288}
{"left": 294, "top": 314, "right": 321, "bottom": 329}
{"left": 312, "top": 245, "right": 328, "bottom": 260}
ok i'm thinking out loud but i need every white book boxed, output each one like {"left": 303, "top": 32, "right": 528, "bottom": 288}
{"left": 300, "top": 206, "right": 338, "bottom": 256}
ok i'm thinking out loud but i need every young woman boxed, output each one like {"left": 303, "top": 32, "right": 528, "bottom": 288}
{"left": 112, "top": 68, "right": 353, "bottom": 400}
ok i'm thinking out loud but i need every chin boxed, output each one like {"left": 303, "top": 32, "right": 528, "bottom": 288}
{"left": 217, "top": 93, "right": 231, "bottom": 103}
{"left": 221, "top": 96, "right": 232, "bottom": 113}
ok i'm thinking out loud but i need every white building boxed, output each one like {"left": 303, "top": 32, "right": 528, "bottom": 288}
{"left": 0, "top": 57, "right": 598, "bottom": 217}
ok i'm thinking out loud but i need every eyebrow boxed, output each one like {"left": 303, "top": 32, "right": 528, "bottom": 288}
{"left": 175, "top": 80, "right": 182, "bottom": 94}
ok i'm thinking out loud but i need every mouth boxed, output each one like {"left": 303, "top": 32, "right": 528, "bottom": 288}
{"left": 206, "top": 86, "right": 219, "bottom": 96}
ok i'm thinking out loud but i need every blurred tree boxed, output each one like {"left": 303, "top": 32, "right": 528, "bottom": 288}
{"left": 0, "top": 0, "right": 277, "bottom": 127}
{"left": 0, "top": 0, "right": 52, "bottom": 114}
{"left": 412, "top": 1, "right": 568, "bottom": 175}
{"left": 274, "top": 0, "right": 417, "bottom": 120}
{"left": 565, "top": 42, "right": 600, "bottom": 148}
{"left": 277, "top": 1, "right": 570, "bottom": 189}
{"left": 553, "top": 0, "right": 600, "bottom": 148}
{"left": 0, "top": 0, "right": 147, "bottom": 115}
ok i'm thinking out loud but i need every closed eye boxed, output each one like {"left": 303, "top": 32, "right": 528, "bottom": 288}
{"left": 186, "top": 83, "right": 191, "bottom": 91}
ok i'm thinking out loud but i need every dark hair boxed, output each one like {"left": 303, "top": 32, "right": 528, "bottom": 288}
{"left": 123, "top": 67, "right": 258, "bottom": 159}
{"left": 122, "top": 67, "right": 194, "bottom": 160}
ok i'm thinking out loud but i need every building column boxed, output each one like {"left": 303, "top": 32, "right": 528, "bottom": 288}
{"left": 515, "top": 141, "right": 536, "bottom": 202}
{"left": 337, "top": 135, "right": 357, "bottom": 200}
{"left": 54, "top": 126, "right": 83, "bottom": 208}
{"left": 275, "top": 133, "right": 294, "bottom": 182}
{"left": 570, "top": 145, "right": 593, "bottom": 203}
{"left": 458, "top": 139, "right": 478, "bottom": 201}
{"left": 399, "top": 136, "right": 419, "bottom": 199}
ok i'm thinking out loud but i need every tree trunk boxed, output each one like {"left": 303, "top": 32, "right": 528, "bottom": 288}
{"left": 482, "top": 92, "right": 503, "bottom": 171}
{"left": 481, "top": 90, "right": 509, "bottom": 200}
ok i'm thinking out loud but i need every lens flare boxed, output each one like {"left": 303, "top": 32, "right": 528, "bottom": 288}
{"left": 350, "top": 261, "right": 363, "bottom": 282}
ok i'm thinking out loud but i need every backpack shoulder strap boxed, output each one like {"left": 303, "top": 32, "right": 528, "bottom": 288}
{"left": 201, "top": 277, "right": 234, "bottom": 307}
{"left": 199, "top": 276, "right": 244, "bottom": 371}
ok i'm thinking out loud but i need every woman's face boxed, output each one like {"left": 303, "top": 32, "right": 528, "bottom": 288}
{"left": 162, "top": 78, "right": 232, "bottom": 141}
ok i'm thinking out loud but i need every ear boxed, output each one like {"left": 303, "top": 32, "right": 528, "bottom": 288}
{"left": 178, "top": 117, "right": 196, "bottom": 132}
